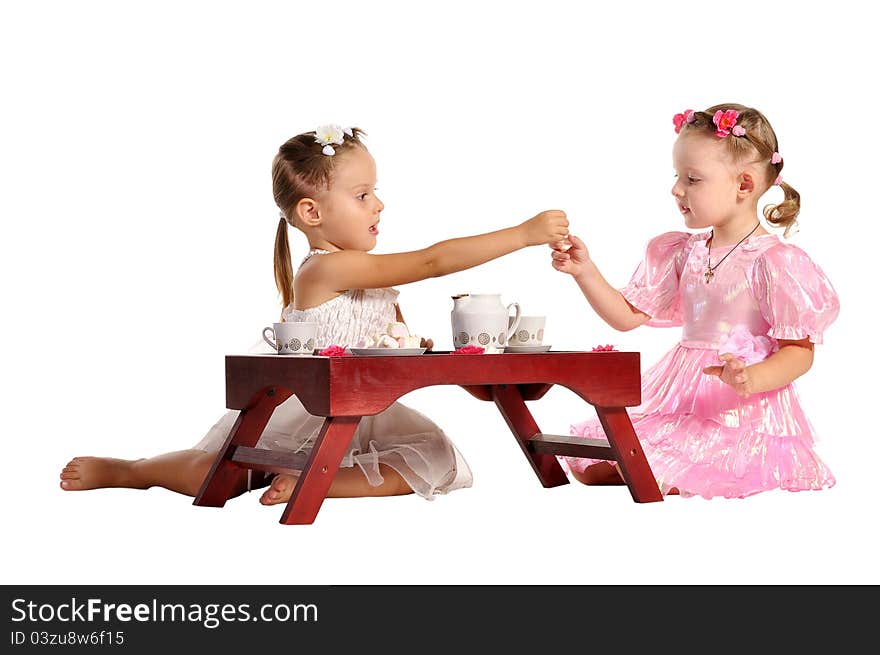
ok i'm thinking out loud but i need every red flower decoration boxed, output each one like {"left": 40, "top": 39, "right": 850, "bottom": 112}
{"left": 591, "top": 344, "right": 618, "bottom": 352}
{"left": 318, "top": 344, "right": 351, "bottom": 356}
{"left": 452, "top": 345, "right": 485, "bottom": 354}
{"left": 672, "top": 109, "right": 694, "bottom": 134}
{"left": 712, "top": 109, "right": 739, "bottom": 137}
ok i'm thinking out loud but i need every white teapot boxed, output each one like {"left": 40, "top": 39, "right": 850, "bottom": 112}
{"left": 451, "top": 294, "right": 521, "bottom": 353}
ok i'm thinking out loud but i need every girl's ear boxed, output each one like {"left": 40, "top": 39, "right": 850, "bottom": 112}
{"left": 296, "top": 198, "right": 322, "bottom": 227}
{"left": 738, "top": 171, "right": 756, "bottom": 197}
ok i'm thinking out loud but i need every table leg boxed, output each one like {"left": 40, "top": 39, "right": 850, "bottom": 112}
{"left": 279, "top": 416, "right": 361, "bottom": 525}
{"left": 594, "top": 406, "right": 663, "bottom": 503}
{"left": 193, "top": 387, "right": 292, "bottom": 507}
{"left": 491, "top": 384, "right": 569, "bottom": 488}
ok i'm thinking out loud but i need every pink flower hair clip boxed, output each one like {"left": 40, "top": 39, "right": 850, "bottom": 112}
{"left": 672, "top": 109, "right": 695, "bottom": 134}
{"left": 712, "top": 109, "right": 744, "bottom": 138}
{"left": 771, "top": 152, "right": 782, "bottom": 164}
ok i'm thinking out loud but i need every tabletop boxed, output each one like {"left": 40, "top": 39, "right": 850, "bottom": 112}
{"left": 224, "top": 350, "right": 641, "bottom": 415}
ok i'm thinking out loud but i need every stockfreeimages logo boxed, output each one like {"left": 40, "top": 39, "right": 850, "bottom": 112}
{"left": 11, "top": 597, "right": 318, "bottom": 630}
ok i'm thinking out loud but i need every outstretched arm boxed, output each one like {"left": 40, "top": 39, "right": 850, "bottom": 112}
{"left": 551, "top": 235, "right": 650, "bottom": 332}
{"left": 702, "top": 338, "right": 814, "bottom": 396}
{"left": 300, "top": 210, "right": 569, "bottom": 293}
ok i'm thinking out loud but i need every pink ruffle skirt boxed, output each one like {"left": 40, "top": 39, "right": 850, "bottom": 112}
{"left": 562, "top": 334, "right": 835, "bottom": 499}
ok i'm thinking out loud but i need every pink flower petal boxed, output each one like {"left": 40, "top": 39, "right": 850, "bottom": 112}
{"left": 673, "top": 113, "right": 685, "bottom": 133}
{"left": 452, "top": 345, "right": 485, "bottom": 354}
{"left": 771, "top": 152, "right": 782, "bottom": 164}
{"left": 717, "top": 326, "right": 776, "bottom": 365}
{"left": 713, "top": 109, "right": 739, "bottom": 137}
{"left": 318, "top": 344, "right": 351, "bottom": 356}
{"left": 673, "top": 109, "right": 695, "bottom": 134}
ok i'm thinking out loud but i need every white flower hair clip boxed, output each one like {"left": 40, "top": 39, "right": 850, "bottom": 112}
{"left": 314, "top": 124, "right": 354, "bottom": 156}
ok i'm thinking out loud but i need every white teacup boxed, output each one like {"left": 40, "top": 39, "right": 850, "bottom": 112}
{"left": 262, "top": 322, "right": 318, "bottom": 355}
{"left": 508, "top": 315, "right": 546, "bottom": 346}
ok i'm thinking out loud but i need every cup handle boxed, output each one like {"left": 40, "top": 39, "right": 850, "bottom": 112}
{"left": 505, "top": 303, "right": 522, "bottom": 340}
{"left": 262, "top": 326, "right": 279, "bottom": 351}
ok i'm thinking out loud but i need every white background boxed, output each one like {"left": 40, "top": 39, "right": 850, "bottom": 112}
{"left": 2, "top": 1, "right": 877, "bottom": 585}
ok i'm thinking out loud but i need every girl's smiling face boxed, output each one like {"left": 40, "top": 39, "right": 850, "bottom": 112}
{"left": 670, "top": 133, "right": 742, "bottom": 230}
{"left": 315, "top": 146, "right": 384, "bottom": 252}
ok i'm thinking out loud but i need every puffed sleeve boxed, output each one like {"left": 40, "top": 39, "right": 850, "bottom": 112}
{"left": 751, "top": 243, "right": 840, "bottom": 344}
{"left": 620, "top": 231, "right": 692, "bottom": 327}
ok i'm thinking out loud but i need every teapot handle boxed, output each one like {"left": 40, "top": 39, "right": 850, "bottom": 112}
{"left": 505, "top": 303, "right": 522, "bottom": 341}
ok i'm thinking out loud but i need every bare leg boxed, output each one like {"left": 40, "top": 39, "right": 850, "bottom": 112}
{"left": 59, "top": 450, "right": 244, "bottom": 498}
{"left": 259, "top": 464, "right": 413, "bottom": 506}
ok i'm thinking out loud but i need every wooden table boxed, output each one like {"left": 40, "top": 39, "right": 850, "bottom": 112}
{"left": 193, "top": 351, "right": 662, "bottom": 524}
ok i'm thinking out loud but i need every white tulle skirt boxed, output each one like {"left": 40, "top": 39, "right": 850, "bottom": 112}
{"left": 193, "top": 396, "right": 473, "bottom": 500}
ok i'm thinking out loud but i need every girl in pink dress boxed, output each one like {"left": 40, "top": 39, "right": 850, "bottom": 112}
{"left": 551, "top": 103, "right": 839, "bottom": 499}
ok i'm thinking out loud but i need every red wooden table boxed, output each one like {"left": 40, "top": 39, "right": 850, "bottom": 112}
{"left": 194, "top": 351, "right": 662, "bottom": 524}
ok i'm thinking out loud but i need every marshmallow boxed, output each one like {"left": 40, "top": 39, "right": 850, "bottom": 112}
{"left": 386, "top": 321, "right": 410, "bottom": 338}
{"left": 376, "top": 334, "right": 399, "bottom": 348}
{"left": 357, "top": 322, "right": 423, "bottom": 348}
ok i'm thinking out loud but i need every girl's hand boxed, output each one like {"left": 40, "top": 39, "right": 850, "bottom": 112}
{"left": 702, "top": 353, "right": 754, "bottom": 397}
{"left": 420, "top": 337, "right": 434, "bottom": 351}
{"left": 550, "top": 234, "right": 591, "bottom": 276}
{"left": 520, "top": 210, "right": 569, "bottom": 246}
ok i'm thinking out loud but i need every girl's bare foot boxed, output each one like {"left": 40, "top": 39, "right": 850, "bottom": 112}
{"left": 59, "top": 456, "right": 146, "bottom": 491}
{"left": 571, "top": 461, "right": 625, "bottom": 486}
{"left": 573, "top": 463, "right": 682, "bottom": 495}
{"left": 259, "top": 474, "right": 298, "bottom": 505}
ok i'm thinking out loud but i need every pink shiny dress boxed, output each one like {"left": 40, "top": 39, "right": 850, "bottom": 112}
{"left": 562, "top": 231, "right": 840, "bottom": 499}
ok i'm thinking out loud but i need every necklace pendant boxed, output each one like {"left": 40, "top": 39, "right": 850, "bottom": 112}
{"left": 704, "top": 268, "right": 715, "bottom": 284}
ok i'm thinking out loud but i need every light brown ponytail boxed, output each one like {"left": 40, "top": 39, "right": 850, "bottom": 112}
{"left": 274, "top": 214, "right": 294, "bottom": 310}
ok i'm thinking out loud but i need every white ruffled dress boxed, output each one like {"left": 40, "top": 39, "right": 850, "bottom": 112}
{"left": 193, "top": 249, "right": 473, "bottom": 499}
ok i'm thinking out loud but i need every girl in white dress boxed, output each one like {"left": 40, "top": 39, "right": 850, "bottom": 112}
{"left": 60, "top": 125, "right": 569, "bottom": 507}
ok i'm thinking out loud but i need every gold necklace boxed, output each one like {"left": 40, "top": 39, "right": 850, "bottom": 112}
{"left": 704, "top": 223, "right": 760, "bottom": 284}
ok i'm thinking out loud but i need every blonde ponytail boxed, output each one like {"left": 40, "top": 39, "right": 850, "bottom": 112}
{"left": 763, "top": 180, "right": 800, "bottom": 237}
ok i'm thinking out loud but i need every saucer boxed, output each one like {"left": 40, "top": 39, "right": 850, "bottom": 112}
{"left": 504, "top": 344, "right": 552, "bottom": 353}
{"left": 349, "top": 347, "right": 427, "bottom": 356}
